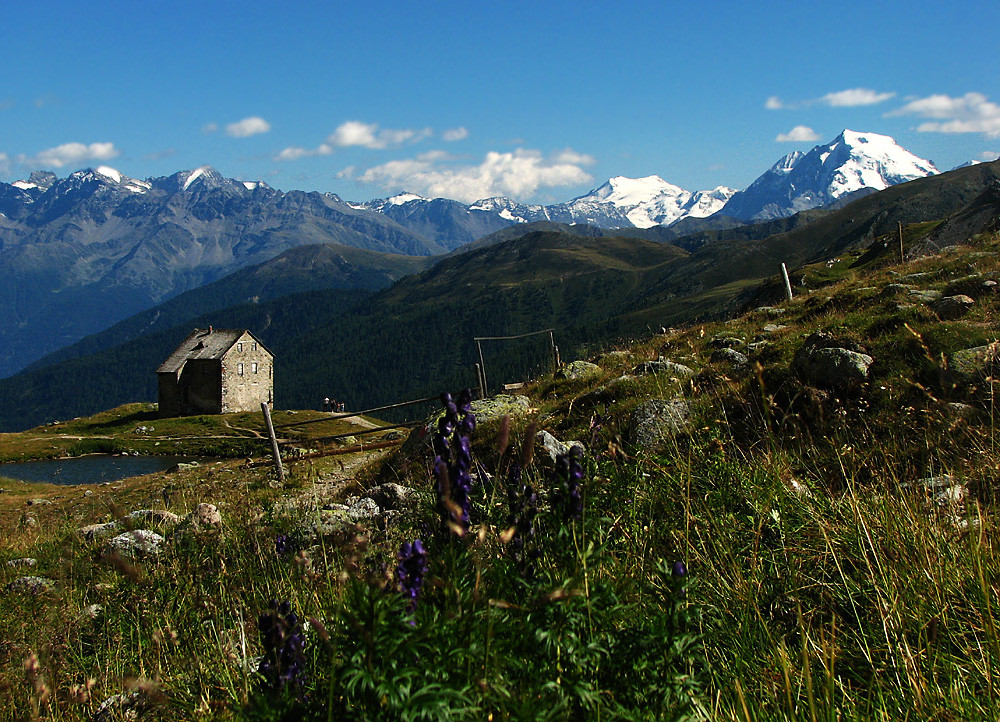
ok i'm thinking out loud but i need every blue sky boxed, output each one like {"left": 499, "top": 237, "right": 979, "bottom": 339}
{"left": 3, "top": 0, "right": 998, "bottom": 203}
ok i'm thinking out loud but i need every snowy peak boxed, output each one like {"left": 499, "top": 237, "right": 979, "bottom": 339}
{"left": 565, "top": 175, "right": 735, "bottom": 228}
{"left": 718, "top": 129, "right": 939, "bottom": 222}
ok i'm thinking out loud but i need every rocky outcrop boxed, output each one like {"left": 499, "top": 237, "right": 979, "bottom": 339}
{"left": 555, "top": 361, "right": 602, "bottom": 381}
{"left": 792, "top": 333, "right": 872, "bottom": 389}
{"left": 629, "top": 397, "right": 692, "bottom": 451}
{"left": 931, "top": 295, "right": 975, "bottom": 320}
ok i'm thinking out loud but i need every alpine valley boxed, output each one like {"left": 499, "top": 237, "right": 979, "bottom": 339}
{"left": 3, "top": 130, "right": 997, "bottom": 432}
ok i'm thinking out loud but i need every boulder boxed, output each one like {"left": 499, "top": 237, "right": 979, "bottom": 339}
{"left": 792, "top": 333, "right": 872, "bottom": 389}
{"left": 6, "top": 576, "right": 56, "bottom": 594}
{"left": 555, "top": 361, "right": 602, "bottom": 381}
{"left": 707, "top": 337, "right": 745, "bottom": 351}
{"left": 5, "top": 558, "right": 37, "bottom": 568}
{"left": 366, "top": 483, "right": 419, "bottom": 511}
{"left": 124, "top": 510, "right": 182, "bottom": 527}
{"left": 632, "top": 359, "right": 695, "bottom": 378}
{"left": 79, "top": 522, "right": 122, "bottom": 541}
{"left": 629, "top": 397, "right": 692, "bottom": 451}
{"left": 943, "top": 343, "right": 1000, "bottom": 390}
{"left": 931, "top": 294, "right": 975, "bottom": 320}
{"left": 536, "top": 430, "right": 586, "bottom": 464}
{"left": 469, "top": 395, "right": 531, "bottom": 423}
{"left": 710, "top": 347, "right": 749, "bottom": 370}
{"left": 186, "top": 503, "right": 223, "bottom": 534}
{"left": 107, "top": 530, "right": 165, "bottom": 556}
{"left": 943, "top": 274, "right": 997, "bottom": 299}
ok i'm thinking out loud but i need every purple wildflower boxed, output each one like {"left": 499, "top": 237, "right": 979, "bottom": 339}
{"left": 257, "top": 600, "right": 307, "bottom": 696}
{"left": 554, "top": 446, "right": 585, "bottom": 522}
{"left": 506, "top": 462, "right": 540, "bottom": 578}
{"left": 434, "top": 390, "right": 476, "bottom": 531}
{"left": 396, "top": 539, "right": 429, "bottom": 612}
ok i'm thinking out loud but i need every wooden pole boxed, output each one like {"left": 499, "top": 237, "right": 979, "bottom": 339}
{"left": 261, "top": 402, "right": 284, "bottom": 484}
{"left": 549, "top": 330, "right": 558, "bottom": 372}
{"left": 898, "top": 221, "right": 905, "bottom": 263}
{"left": 781, "top": 263, "right": 794, "bottom": 302}
{"left": 475, "top": 363, "right": 485, "bottom": 399}
{"left": 476, "top": 339, "right": 488, "bottom": 397}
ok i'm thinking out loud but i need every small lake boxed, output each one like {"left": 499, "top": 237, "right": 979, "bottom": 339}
{"left": 0, "top": 455, "right": 206, "bottom": 486}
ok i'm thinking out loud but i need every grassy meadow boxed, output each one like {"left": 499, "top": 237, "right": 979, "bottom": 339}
{"left": 2, "top": 233, "right": 1000, "bottom": 720}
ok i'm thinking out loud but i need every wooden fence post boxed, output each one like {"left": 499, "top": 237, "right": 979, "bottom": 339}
{"left": 261, "top": 402, "right": 284, "bottom": 484}
{"left": 781, "top": 263, "right": 794, "bottom": 302}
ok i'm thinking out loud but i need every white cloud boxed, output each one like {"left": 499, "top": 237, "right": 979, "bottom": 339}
{"left": 442, "top": 127, "right": 469, "bottom": 142}
{"left": 202, "top": 123, "right": 218, "bottom": 134}
{"left": 767, "top": 88, "right": 894, "bottom": 110}
{"left": 354, "top": 147, "right": 594, "bottom": 203}
{"left": 776, "top": 125, "right": 820, "bottom": 142}
{"left": 551, "top": 148, "right": 596, "bottom": 165}
{"left": 17, "top": 141, "right": 120, "bottom": 169}
{"left": 887, "top": 92, "right": 1000, "bottom": 137}
{"left": 980, "top": 151, "right": 1000, "bottom": 162}
{"left": 274, "top": 144, "right": 334, "bottom": 162}
{"left": 225, "top": 116, "right": 271, "bottom": 138}
{"left": 820, "top": 88, "right": 895, "bottom": 107}
{"left": 0, "top": 152, "right": 10, "bottom": 175}
{"left": 143, "top": 148, "right": 176, "bottom": 161}
{"left": 327, "top": 120, "right": 431, "bottom": 149}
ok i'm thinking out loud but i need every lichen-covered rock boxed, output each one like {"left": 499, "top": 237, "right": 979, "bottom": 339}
{"left": 707, "top": 337, "right": 745, "bottom": 351}
{"left": 943, "top": 343, "right": 1000, "bottom": 392}
{"left": 124, "top": 510, "right": 182, "bottom": 527}
{"left": 555, "top": 360, "right": 602, "bottom": 381}
{"left": 470, "top": 395, "right": 531, "bottom": 422}
{"left": 5, "top": 558, "right": 37, "bottom": 568}
{"left": 792, "top": 333, "right": 872, "bottom": 389}
{"left": 107, "top": 530, "right": 165, "bottom": 556}
{"left": 632, "top": 359, "right": 695, "bottom": 378}
{"left": 710, "top": 347, "right": 749, "bottom": 370}
{"left": 629, "top": 397, "right": 692, "bottom": 451}
{"left": 931, "top": 294, "right": 975, "bottom": 320}
{"left": 188, "top": 503, "right": 223, "bottom": 532}
{"left": 5, "top": 576, "right": 56, "bottom": 594}
{"left": 536, "top": 430, "right": 586, "bottom": 464}
{"left": 79, "top": 522, "right": 123, "bottom": 541}
{"left": 943, "top": 274, "right": 998, "bottom": 299}
{"left": 366, "top": 482, "right": 419, "bottom": 511}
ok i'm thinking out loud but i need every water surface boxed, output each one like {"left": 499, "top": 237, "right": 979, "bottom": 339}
{"left": 0, "top": 455, "right": 204, "bottom": 486}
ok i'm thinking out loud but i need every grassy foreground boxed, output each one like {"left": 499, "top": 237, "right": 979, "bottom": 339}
{"left": 2, "top": 233, "right": 1000, "bottom": 720}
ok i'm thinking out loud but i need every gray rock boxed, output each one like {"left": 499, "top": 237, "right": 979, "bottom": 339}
{"left": 6, "top": 576, "right": 56, "bottom": 594}
{"left": 762, "top": 324, "right": 787, "bottom": 334}
{"left": 187, "top": 503, "right": 223, "bottom": 533}
{"left": 757, "top": 306, "right": 787, "bottom": 317}
{"left": 107, "top": 530, "right": 165, "bottom": 556}
{"left": 902, "top": 475, "right": 968, "bottom": 508}
{"left": 943, "top": 274, "right": 997, "bottom": 299}
{"left": 878, "top": 283, "right": 915, "bottom": 298}
{"left": 629, "top": 397, "right": 692, "bottom": 450}
{"left": 710, "top": 347, "right": 749, "bottom": 370}
{"left": 347, "top": 497, "right": 381, "bottom": 521}
{"left": 366, "top": 483, "right": 419, "bottom": 511}
{"left": 26, "top": 498, "right": 53, "bottom": 506}
{"left": 632, "top": 359, "right": 695, "bottom": 378}
{"left": 78, "top": 603, "right": 103, "bottom": 622}
{"left": 79, "top": 522, "right": 123, "bottom": 541}
{"left": 93, "top": 691, "right": 144, "bottom": 722}
{"left": 793, "top": 333, "right": 873, "bottom": 389}
{"left": 469, "top": 395, "right": 531, "bottom": 422}
{"left": 598, "top": 350, "right": 632, "bottom": 366}
{"left": 707, "top": 336, "right": 745, "bottom": 350}
{"left": 909, "top": 289, "right": 942, "bottom": 303}
{"left": 931, "top": 294, "right": 975, "bottom": 320}
{"left": 124, "top": 509, "right": 181, "bottom": 527}
{"left": 944, "top": 343, "right": 1000, "bottom": 388}
{"left": 555, "top": 360, "right": 602, "bottom": 381}
{"left": 536, "top": 430, "right": 586, "bottom": 463}
{"left": 5, "top": 558, "right": 37, "bottom": 568}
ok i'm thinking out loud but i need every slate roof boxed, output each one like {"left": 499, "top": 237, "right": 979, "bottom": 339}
{"left": 157, "top": 328, "right": 266, "bottom": 374}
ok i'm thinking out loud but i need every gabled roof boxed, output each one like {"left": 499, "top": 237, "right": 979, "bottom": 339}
{"left": 157, "top": 328, "right": 267, "bottom": 374}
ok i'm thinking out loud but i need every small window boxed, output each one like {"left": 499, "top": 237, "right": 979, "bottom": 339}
{"left": 252, "top": 362, "right": 258, "bottom": 374}
{"left": 252, "top": 342, "right": 257, "bottom": 351}
{"left": 238, "top": 363, "right": 244, "bottom": 376}
{"left": 238, "top": 343, "right": 243, "bottom": 352}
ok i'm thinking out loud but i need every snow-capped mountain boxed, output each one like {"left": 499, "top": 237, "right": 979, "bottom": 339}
{"left": 361, "top": 176, "right": 737, "bottom": 232}
{"left": 718, "top": 130, "right": 939, "bottom": 222}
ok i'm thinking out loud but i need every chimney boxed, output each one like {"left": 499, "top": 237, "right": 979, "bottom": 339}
{"left": 209, "top": 325, "right": 213, "bottom": 334}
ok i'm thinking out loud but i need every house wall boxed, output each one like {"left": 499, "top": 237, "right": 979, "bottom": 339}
{"left": 157, "top": 373, "right": 183, "bottom": 418}
{"left": 219, "top": 332, "right": 274, "bottom": 413}
{"left": 183, "top": 359, "right": 223, "bottom": 414}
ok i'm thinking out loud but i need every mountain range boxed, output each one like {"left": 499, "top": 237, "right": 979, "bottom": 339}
{"left": 0, "top": 130, "right": 943, "bottom": 378}
{"left": 1, "top": 156, "right": 997, "bottom": 433}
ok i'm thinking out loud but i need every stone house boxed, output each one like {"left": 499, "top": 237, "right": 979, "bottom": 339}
{"left": 157, "top": 328, "right": 273, "bottom": 417}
